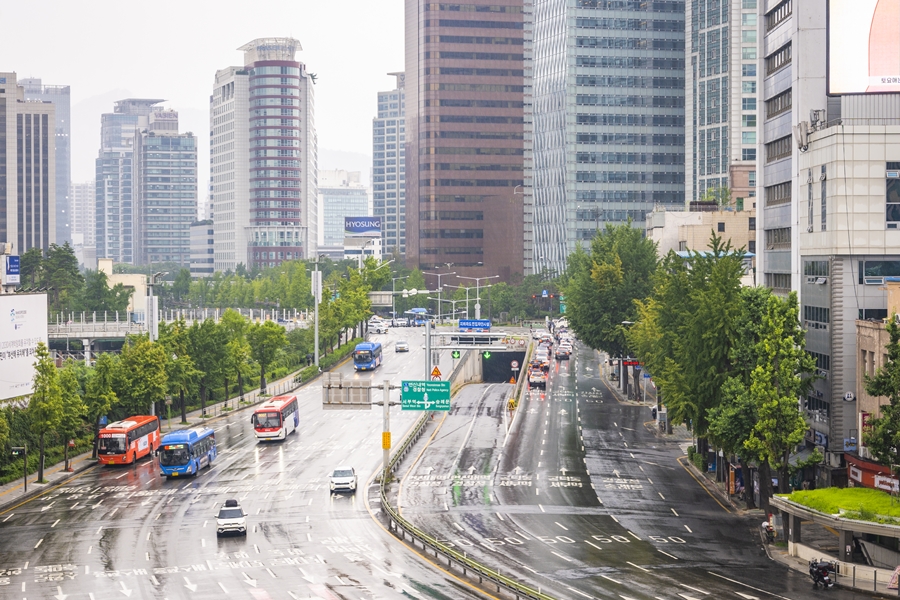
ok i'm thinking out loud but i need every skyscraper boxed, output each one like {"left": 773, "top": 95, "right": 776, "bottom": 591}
{"left": 95, "top": 98, "right": 163, "bottom": 263}
{"left": 372, "top": 72, "right": 406, "bottom": 256}
{"left": 21, "top": 78, "right": 70, "bottom": 246}
{"left": 70, "top": 180, "right": 95, "bottom": 268}
{"left": 531, "top": 0, "right": 686, "bottom": 275}
{"left": 685, "top": 0, "right": 759, "bottom": 206}
{"left": 405, "top": 0, "right": 532, "bottom": 281}
{"left": 0, "top": 72, "right": 56, "bottom": 253}
{"left": 318, "top": 169, "right": 369, "bottom": 249}
{"left": 133, "top": 109, "right": 198, "bottom": 266}
{"left": 210, "top": 38, "right": 317, "bottom": 272}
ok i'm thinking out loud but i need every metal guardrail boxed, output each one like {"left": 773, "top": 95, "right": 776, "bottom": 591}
{"left": 379, "top": 396, "right": 556, "bottom": 599}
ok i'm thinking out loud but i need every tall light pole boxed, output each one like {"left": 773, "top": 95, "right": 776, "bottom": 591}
{"left": 457, "top": 275, "right": 499, "bottom": 320}
{"left": 445, "top": 284, "right": 471, "bottom": 319}
{"left": 423, "top": 269, "right": 456, "bottom": 324}
{"left": 312, "top": 258, "right": 321, "bottom": 367}
{"left": 391, "top": 275, "right": 408, "bottom": 323}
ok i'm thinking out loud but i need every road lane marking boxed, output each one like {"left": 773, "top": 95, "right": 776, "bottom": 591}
{"left": 658, "top": 492, "right": 666, "bottom": 500}
{"left": 115, "top": 472, "right": 128, "bottom": 480}
{"left": 639, "top": 465, "right": 644, "bottom": 472}
{"left": 671, "top": 508, "right": 679, "bottom": 517}
{"left": 497, "top": 513, "right": 504, "bottom": 521}
{"left": 88, "top": 545, "right": 92, "bottom": 554}
{"left": 1, "top": 513, "right": 12, "bottom": 522}
{"left": 706, "top": 571, "right": 793, "bottom": 599}
{"left": 584, "top": 540, "right": 604, "bottom": 550}
{"left": 610, "top": 515, "right": 619, "bottom": 523}
{"left": 539, "top": 504, "right": 545, "bottom": 512}
{"left": 453, "top": 522, "right": 464, "bottom": 531}
{"left": 628, "top": 531, "right": 641, "bottom": 540}
{"left": 218, "top": 582, "right": 228, "bottom": 593}
{"left": 567, "top": 586, "right": 593, "bottom": 598}
{"left": 679, "top": 584, "right": 708, "bottom": 594}
{"left": 555, "top": 522, "right": 569, "bottom": 530}
{"left": 627, "top": 561, "right": 651, "bottom": 572}
{"left": 23, "top": 561, "right": 28, "bottom": 570}
{"left": 515, "top": 530, "right": 531, "bottom": 540}
{"left": 146, "top": 531, "right": 151, "bottom": 540}
{"left": 648, "top": 478, "right": 654, "bottom": 484}
{"left": 676, "top": 456, "right": 731, "bottom": 513}
{"left": 536, "top": 488, "right": 540, "bottom": 496}
{"left": 630, "top": 453, "right": 635, "bottom": 458}
{"left": 684, "top": 525, "right": 692, "bottom": 533}
{"left": 600, "top": 574, "right": 621, "bottom": 584}
{"left": 552, "top": 551, "right": 573, "bottom": 562}
{"left": 51, "top": 519, "right": 59, "bottom": 528}
{"left": 109, "top": 507, "right": 118, "bottom": 517}
{"left": 34, "top": 538, "right": 43, "bottom": 548}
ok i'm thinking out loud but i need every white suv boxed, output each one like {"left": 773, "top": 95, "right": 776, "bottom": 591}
{"left": 330, "top": 466, "right": 357, "bottom": 493}
{"left": 215, "top": 499, "right": 247, "bottom": 536}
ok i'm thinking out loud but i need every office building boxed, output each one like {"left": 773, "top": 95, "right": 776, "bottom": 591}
{"left": 210, "top": 38, "right": 317, "bottom": 272}
{"left": 95, "top": 98, "right": 163, "bottom": 263}
{"left": 685, "top": 0, "right": 759, "bottom": 206}
{"left": 190, "top": 219, "right": 214, "bottom": 278}
{"left": 0, "top": 72, "right": 56, "bottom": 253}
{"left": 405, "top": 0, "right": 532, "bottom": 281}
{"left": 319, "top": 169, "right": 369, "bottom": 248}
{"left": 372, "top": 72, "right": 407, "bottom": 256}
{"left": 531, "top": 0, "right": 685, "bottom": 275}
{"left": 21, "top": 78, "right": 70, "bottom": 245}
{"left": 70, "top": 180, "right": 95, "bottom": 268}
{"left": 133, "top": 109, "right": 198, "bottom": 266}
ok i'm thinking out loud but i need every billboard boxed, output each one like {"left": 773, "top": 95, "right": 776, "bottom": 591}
{"left": 344, "top": 217, "right": 381, "bottom": 236}
{"left": 829, "top": 0, "right": 900, "bottom": 94}
{"left": 0, "top": 294, "right": 49, "bottom": 401}
{"left": 3, "top": 256, "right": 20, "bottom": 285}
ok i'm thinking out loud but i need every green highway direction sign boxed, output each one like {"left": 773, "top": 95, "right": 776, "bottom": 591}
{"left": 401, "top": 380, "right": 451, "bottom": 411}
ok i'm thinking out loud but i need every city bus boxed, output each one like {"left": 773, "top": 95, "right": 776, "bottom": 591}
{"left": 251, "top": 395, "right": 300, "bottom": 441}
{"left": 158, "top": 427, "right": 217, "bottom": 478}
{"left": 97, "top": 415, "right": 160, "bottom": 465}
{"left": 353, "top": 341, "right": 383, "bottom": 371}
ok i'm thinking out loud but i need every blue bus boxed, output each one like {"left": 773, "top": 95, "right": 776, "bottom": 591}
{"left": 353, "top": 341, "right": 383, "bottom": 371}
{"left": 158, "top": 427, "right": 217, "bottom": 478}
{"left": 409, "top": 308, "right": 430, "bottom": 327}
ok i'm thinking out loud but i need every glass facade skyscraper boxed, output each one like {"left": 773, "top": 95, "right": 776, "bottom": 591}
{"left": 532, "top": 0, "right": 686, "bottom": 274}
{"left": 372, "top": 73, "right": 406, "bottom": 256}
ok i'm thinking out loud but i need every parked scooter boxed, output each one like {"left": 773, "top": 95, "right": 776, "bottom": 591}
{"left": 762, "top": 521, "right": 776, "bottom": 544}
{"left": 809, "top": 558, "right": 835, "bottom": 588}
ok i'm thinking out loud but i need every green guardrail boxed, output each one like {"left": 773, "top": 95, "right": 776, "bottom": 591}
{"left": 379, "top": 396, "right": 557, "bottom": 599}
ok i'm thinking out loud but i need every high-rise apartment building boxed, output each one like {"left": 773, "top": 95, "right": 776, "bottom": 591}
{"left": 133, "top": 109, "right": 198, "bottom": 266}
{"left": 686, "top": 0, "right": 760, "bottom": 206}
{"left": 190, "top": 219, "right": 214, "bottom": 278}
{"left": 21, "top": 78, "right": 71, "bottom": 246}
{"left": 405, "top": 0, "right": 532, "bottom": 281}
{"left": 373, "top": 72, "right": 406, "bottom": 256}
{"left": 95, "top": 98, "right": 163, "bottom": 263}
{"left": 70, "top": 180, "right": 95, "bottom": 268}
{"left": 0, "top": 72, "right": 56, "bottom": 254}
{"left": 210, "top": 38, "right": 317, "bottom": 272}
{"left": 531, "top": 0, "right": 685, "bottom": 275}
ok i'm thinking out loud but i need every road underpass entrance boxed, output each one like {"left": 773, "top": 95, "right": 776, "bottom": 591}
{"left": 480, "top": 351, "right": 526, "bottom": 383}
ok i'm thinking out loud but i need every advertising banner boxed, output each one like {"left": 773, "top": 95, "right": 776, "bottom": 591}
{"left": 4, "top": 256, "right": 20, "bottom": 285}
{"left": 344, "top": 217, "right": 381, "bottom": 236}
{"left": 0, "top": 294, "right": 49, "bottom": 401}
{"left": 829, "top": 0, "right": 900, "bottom": 94}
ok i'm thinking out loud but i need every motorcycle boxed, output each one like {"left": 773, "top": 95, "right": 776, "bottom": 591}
{"left": 809, "top": 559, "right": 835, "bottom": 588}
{"left": 763, "top": 521, "right": 775, "bottom": 544}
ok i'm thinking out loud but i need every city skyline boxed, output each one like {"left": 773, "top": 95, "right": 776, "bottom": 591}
{"left": 0, "top": 1, "right": 404, "bottom": 196}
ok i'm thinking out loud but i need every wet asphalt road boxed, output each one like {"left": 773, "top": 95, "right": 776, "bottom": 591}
{"left": 0, "top": 329, "right": 485, "bottom": 600}
{"left": 396, "top": 342, "right": 876, "bottom": 600}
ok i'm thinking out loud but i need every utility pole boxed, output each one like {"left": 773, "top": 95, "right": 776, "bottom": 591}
{"left": 312, "top": 259, "right": 321, "bottom": 367}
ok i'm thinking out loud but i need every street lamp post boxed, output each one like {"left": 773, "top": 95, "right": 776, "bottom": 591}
{"left": 427, "top": 297, "right": 462, "bottom": 322}
{"left": 457, "top": 275, "right": 499, "bottom": 320}
{"left": 423, "top": 270, "right": 457, "bottom": 324}
{"left": 391, "top": 275, "right": 408, "bottom": 324}
{"left": 445, "top": 284, "right": 471, "bottom": 319}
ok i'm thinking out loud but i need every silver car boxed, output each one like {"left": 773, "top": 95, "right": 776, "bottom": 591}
{"left": 395, "top": 340, "right": 410, "bottom": 352}
{"left": 330, "top": 466, "right": 357, "bottom": 493}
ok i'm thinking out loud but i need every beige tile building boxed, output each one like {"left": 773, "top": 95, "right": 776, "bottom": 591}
{"left": 646, "top": 207, "right": 757, "bottom": 258}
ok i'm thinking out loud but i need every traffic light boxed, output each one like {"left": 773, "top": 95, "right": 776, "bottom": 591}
{"left": 482, "top": 351, "right": 492, "bottom": 359}
{"left": 452, "top": 350, "right": 461, "bottom": 359}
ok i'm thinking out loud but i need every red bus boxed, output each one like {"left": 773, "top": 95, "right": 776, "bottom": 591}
{"left": 251, "top": 395, "right": 299, "bottom": 441}
{"left": 97, "top": 415, "right": 161, "bottom": 465}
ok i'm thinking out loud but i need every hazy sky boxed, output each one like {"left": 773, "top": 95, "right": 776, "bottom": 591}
{"left": 0, "top": 0, "right": 404, "bottom": 200}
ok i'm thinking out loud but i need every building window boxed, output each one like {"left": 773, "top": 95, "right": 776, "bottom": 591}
{"left": 742, "top": 98, "right": 757, "bottom": 111}
{"left": 742, "top": 30, "right": 757, "bottom": 43}
{"left": 749, "top": 171, "right": 756, "bottom": 187}
{"left": 742, "top": 13, "right": 758, "bottom": 26}
{"left": 743, "top": 0, "right": 757, "bottom": 7}
{"left": 749, "top": 240, "right": 757, "bottom": 253}
{"left": 742, "top": 115, "right": 757, "bottom": 128}
{"left": 765, "top": 43, "right": 792, "bottom": 76}
{"left": 765, "top": 227, "right": 791, "bottom": 249}
{"left": 808, "top": 350, "right": 831, "bottom": 372}
{"left": 821, "top": 165, "right": 827, "bottom": 231}
{"left": 804, "top": 305, "right": 830, "bottom": 326}
{"left": 742, "top": 47, "right": 757, "bottom": 60}
{"left": 859, "top": 260, "right": 900, "bottom": 284}
{"left": 717, "top": 222, "right": 725, "bottom": 232}
{"left": 749, "top": 217, "right": 756, "bottom": 231}
{"left": 742, "top": 148, "right": 757, "bottom": 160}
{"left": 766, "top": 0, "right": 792, "bottom": 32}
{"left": 766, "top": 88, "right": 792, "bottom": 119}
{"left": 765, "top": 272, "right": 791, "bottom": 290}
{"left": 804, "top": 261, "right": 829, "bottom": 276}
{"left": 742, "top": 64, "right": 757, "bottom": 77}
{"left": 766, "top": 136, "right": 792, "bottom": 163}
{"left": 742, "top": 80, "right": 757, "bottom": 93}
{"left": 886, "top": 165, "right": 900, "bottom": 227}
{"left": 742, "top": 132, "right": 756, "bottom": 144}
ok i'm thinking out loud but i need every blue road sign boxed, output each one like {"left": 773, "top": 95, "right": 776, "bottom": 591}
{"left": 459, "top": 319, "right": 491, "bottom": 331}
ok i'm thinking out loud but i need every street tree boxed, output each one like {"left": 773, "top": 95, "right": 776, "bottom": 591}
{"left": 744, "top": 292, "right": 817, "bottom": 500}
{"left": 115, "top": 336, "right": 169, "bottom": 416}
{"left": 247, "top": 320, "right": 287, "bottom": 394}
{"left": 0, "top": 411, "right": 8, "bottom": 451}
{"left": 29, "top": 342, "right": 63, "bottom": 482}
{"left": 158, "top": 320, "right": 200, "bottom": 424}
{"left": 863, "top": 315, "right": 900, "bottom": 465}
{"left": 172, "top": 268, "right": 192, "bottom": 303}
{"left": 220, "top": 309, "right": 252, "bottom": 404}
{"left": 57, "top": 361, "right": 87, "bottom": 471}
{"left": 43, "top": 242, "right": 84, "bottom": 312}
{"left": 20, "top": 247, "right": 43, "bottom": 287}
{"left": 76, "top": 270, "right": 132, "bottom": 314}
{"left": 84, "top": 353, "right": 119, "bottom": 459}
{"left": 187, "top": 319, "right": 228, "bottom": 415}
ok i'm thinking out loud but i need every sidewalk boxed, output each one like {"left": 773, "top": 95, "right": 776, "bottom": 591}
{"left": 0, "top": 362, "right": 326, "bottom": 513}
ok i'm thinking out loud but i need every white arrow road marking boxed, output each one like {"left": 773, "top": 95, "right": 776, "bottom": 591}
{"left": 707, "top": 571, "right": 791, "bottom": 599}
{"left": 41, "top": 501, "right": 56, "bottom": 512}
{"left": 119, "top": 580, "right": 133, "bottom": 597}
{"left": 242, "top": 572, "right": 257, "bottom": 587}
{"left": 613, "top": 470, "right": 621, "bottom": 477}
{"left": 183, "top": 577, "right": 197, "bottom": 592}
{"left": 54, "top": 585, "right": 68, "bottom": 600}
{"left": 514, "top": 466, "right": 523, "bottom": 474}
{"left": 299, "top": 568, "right": 314, "bottom": 583}
{"left": 423, "top": 466, "right": 434, "bottom": 474}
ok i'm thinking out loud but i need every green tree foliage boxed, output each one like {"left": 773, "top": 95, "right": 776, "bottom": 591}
{"left": 20, "top": 247, "right": 43, "bottom": 287}
{"left": 57, "top": 361, "right": 87, "bottom": 471}
{"left": 114, "top": 337, "right": 169, "bottom": 417}
{"left": 76, "top": 270, "right": 132, "bottom": 313}
{"left": 29, "top": 342, "right": 63, "bottom": 482}
{"left": 158, "top": 320, "right": 200, "bottom": 423}
{"left": 863, "top": 316, "right": 900, "bottom": 465}
{"left": 187, "top": 320, "right": 227, "bottom": 414}
{"left": 247, "top": 321, "right": 288, "bottom": 394}
{"left": 0, "top": 410, "right": 8, "bottom": 451}
{"left": 565, "top": 222, "right": 658, "bottom": 357}
{"left": 43, "top": 243, "right": 84, "bottom": 311}
{"left": 394, "top": 269, "right": 427, "bottom": 318}
{"left": 84, "top": 353, "right": 119, "bottom": 459}
{"left": 744, "top": 292, "right": 817, "bottom": 496}
{"left": 172, "top": 268, "right": 192, "bottom": 302}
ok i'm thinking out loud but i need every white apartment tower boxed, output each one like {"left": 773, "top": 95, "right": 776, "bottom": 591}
{"left": 372, "top": 72, "right": 405, "bottom": 256}
{"left": 210, "top": 38, "right": 317, "bottom": 272}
